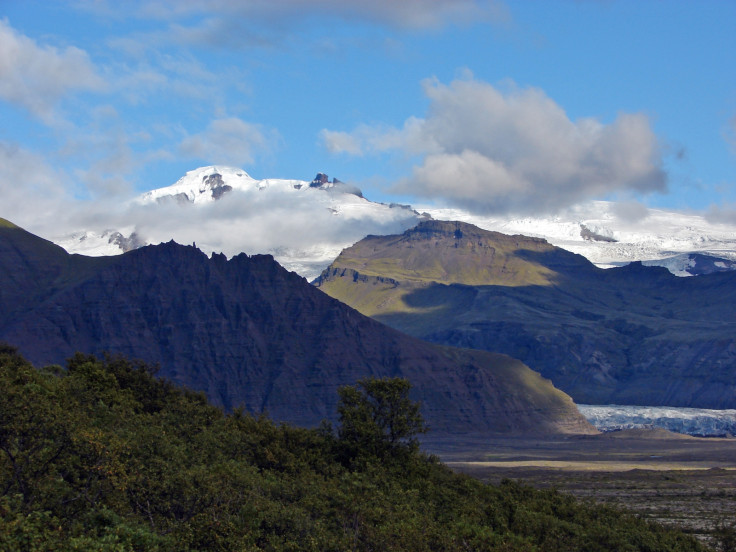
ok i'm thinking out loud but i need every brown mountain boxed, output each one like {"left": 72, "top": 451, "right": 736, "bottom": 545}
{"left": 315, "top": 220, "right": 736, "bottom": 409}
{"left": 0, "top": 218, "right": 594, "bottom": 436}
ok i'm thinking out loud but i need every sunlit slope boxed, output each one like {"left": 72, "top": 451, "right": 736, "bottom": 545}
{"left": 315, "top": 219, "right": 589, "bottom": 322}
{"left": 327, "top": 220, "right": 561, "bottom": 286}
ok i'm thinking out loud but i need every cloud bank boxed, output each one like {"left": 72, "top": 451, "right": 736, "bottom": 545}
{"left": 0, "top": 19, "right": 105, "bottom": 122}
{"left": 323, "top": 76, "right": 668, "bottom": 215}
{"left": 179, "top": 118, "right": 281, "bottom": 166}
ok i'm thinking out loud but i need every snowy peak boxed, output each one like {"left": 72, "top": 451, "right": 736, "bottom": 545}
{"left": 55, "top": 166, "right": 425, "bottom": 280}
{"left": 137, "top": 167, "right": 365, "bottom": 206}
{"left": 139, "top": 166, "right": 255, "bottom": 205}
{"left": 310, "top": 172, "right": 332, "bottom": 188}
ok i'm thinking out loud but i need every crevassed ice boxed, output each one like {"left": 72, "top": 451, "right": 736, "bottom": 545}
{"left": 577, "top": 404, "right": 736, "bottom": 437}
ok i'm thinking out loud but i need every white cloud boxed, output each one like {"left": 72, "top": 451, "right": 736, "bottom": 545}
{"left": 611, "top": 200, "right": 650, "bottom": 224}
{"left": 320, "top": 118, "right": 431, "bottom": 156}
{"left": 0, "top": 19, "right": 105, "bottom": 123}
{"left": 43, "top": 180, "right": 422, "bottom": 280}
{"left": 179, "top": 117, "right": 280, "bottom": 166}
{"left": 0, "top": 142, "right": 78, "bottom": 230}
{"left": 122, "top": 187, "right": 418, "bottom": 263}
{"left": 85, "top": 0, "right": 509, "bottom": 52}
{"left": 325, "top": 76, "right": 668, "bottom": 215}
{"left": 320, "top": 130, "right": 364, "bottom": 155}
{"left": 706, "top": 204, "right": 736, "bottom": 226}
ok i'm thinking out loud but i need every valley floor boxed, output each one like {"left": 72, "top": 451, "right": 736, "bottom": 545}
{"left": 424, "top": 430, "right": 736, "bottom": 547}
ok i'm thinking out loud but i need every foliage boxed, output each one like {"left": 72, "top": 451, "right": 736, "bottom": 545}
{"left": 337, "top": 377, "right": 427, "bottom": 462}
{"left": 0, "top": 344, "right": 707, "bottom": 551}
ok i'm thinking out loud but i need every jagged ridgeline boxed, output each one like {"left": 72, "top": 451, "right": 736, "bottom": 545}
{"left": 0, "top": 218, "right": 593, "bottom": 436}
{"left": 0, "top": 346, "right": 705, "bottom": 551}
{"left": 315, "top": 220, "right": 736, "bottom": 409}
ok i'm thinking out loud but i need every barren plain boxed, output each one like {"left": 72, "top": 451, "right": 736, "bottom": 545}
{"left": 426, "top": 429, "right": 736, "bottom": 546}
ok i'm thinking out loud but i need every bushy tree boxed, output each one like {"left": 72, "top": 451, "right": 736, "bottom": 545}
{"left": 337, "top": 377, "right": 427, "bottom": 459}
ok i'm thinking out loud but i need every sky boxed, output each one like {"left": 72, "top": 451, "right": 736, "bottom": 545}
{"left": 1, "top": 0, "right": 735, "bottom": 239}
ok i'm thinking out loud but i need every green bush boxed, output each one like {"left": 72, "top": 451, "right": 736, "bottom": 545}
{"left": 0, "top": 345, "right": 707, "bottom": 551}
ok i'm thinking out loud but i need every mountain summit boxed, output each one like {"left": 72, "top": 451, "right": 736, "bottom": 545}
{"left": 316, "top": 220, "right": 736, "bottom": 409}
{"left": 55, "top": 166, "right": 426, "bottom": 279}
{"left": 0, "top": 218, "right": 594, "bottom": 436}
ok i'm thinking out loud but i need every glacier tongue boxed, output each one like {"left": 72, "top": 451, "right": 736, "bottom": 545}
{"left": 578, "top": 404, "right": 736, "bottom": 437}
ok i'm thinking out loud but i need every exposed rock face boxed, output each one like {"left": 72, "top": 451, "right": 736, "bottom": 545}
{"left": 107, "top": 231, "right": 146, "bottom": 252}
{"left": 201, "top": 172, "right": 233, "bottom": 200}
{"left": 580, "top": 224, "right": 617, "bottom": 242}
{"left": 310, "top": 172, "right": 330, "bottom": 187}
{"left": 316, "top": 220, "right": 736, "bottom": 409}
{"left": 308, "top": 173, "right": 363, "bottom": 197}
{"left": 155, "top": 192, "right": 191, "bottom": 205}
{"left": 0, "top": 218, "right": 595, "bottom": 436}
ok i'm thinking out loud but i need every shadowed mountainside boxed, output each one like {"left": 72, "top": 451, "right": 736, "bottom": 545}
{"left": 315, "top": 220, "right": 736, "bottom": 408}
{"left": 0, "top": 218, "right": 594, "bottom": 436}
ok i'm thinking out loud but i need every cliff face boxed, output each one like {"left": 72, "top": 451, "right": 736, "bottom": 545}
{"left": 316, "top": 220, "right": 736, "bottom": 409}
{"left": 0, "top": 219, "right": 594, "bottom": 436}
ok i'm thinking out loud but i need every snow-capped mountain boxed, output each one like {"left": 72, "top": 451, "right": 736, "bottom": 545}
{"left": 419, "top": 202, "right": 736, "bottom": 276}
{"left": 137, "top": 166, "right": 350, "bottom": 206}
{"left": 55, "top": 166, "right": 427, "bottom": 280}
{"left": 55, "top": 166, "right": 736, "bottom": 279}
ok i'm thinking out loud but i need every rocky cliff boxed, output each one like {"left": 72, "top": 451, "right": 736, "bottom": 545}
{"left": 0, "top": 218, "right": 594, "bottom": 436}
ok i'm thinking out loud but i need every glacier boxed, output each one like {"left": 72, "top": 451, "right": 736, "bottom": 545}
{"left": 578, "top": 404, "right": 736, "bottom": 437}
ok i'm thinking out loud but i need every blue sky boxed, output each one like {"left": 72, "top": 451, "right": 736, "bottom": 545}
{"left": 1, "top": 0, "right": 735, "bottom": 230}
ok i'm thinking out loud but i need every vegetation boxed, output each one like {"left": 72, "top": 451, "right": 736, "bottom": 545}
{"left": 0, "top": 343, "right": 706, "bottom": 551}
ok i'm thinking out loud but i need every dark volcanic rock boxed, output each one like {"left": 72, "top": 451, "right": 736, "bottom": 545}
{"left": 201, "top": 172, "right": 232, "bottom": 200}
{"left": 310, "top": 172, "right": 330, "bottom": 188}
{"left": 0, "top": 219, "right": 594, "bottom": 436}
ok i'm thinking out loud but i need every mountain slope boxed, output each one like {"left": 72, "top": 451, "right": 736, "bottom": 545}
{"left": 0, "top": 217, "right": 114, "bottom": 330}
{"left": 315, "top": 220, "right": 736, "bottom": 408}
{"left": 0, "top": 220, "right": 594, "bottom": 436}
